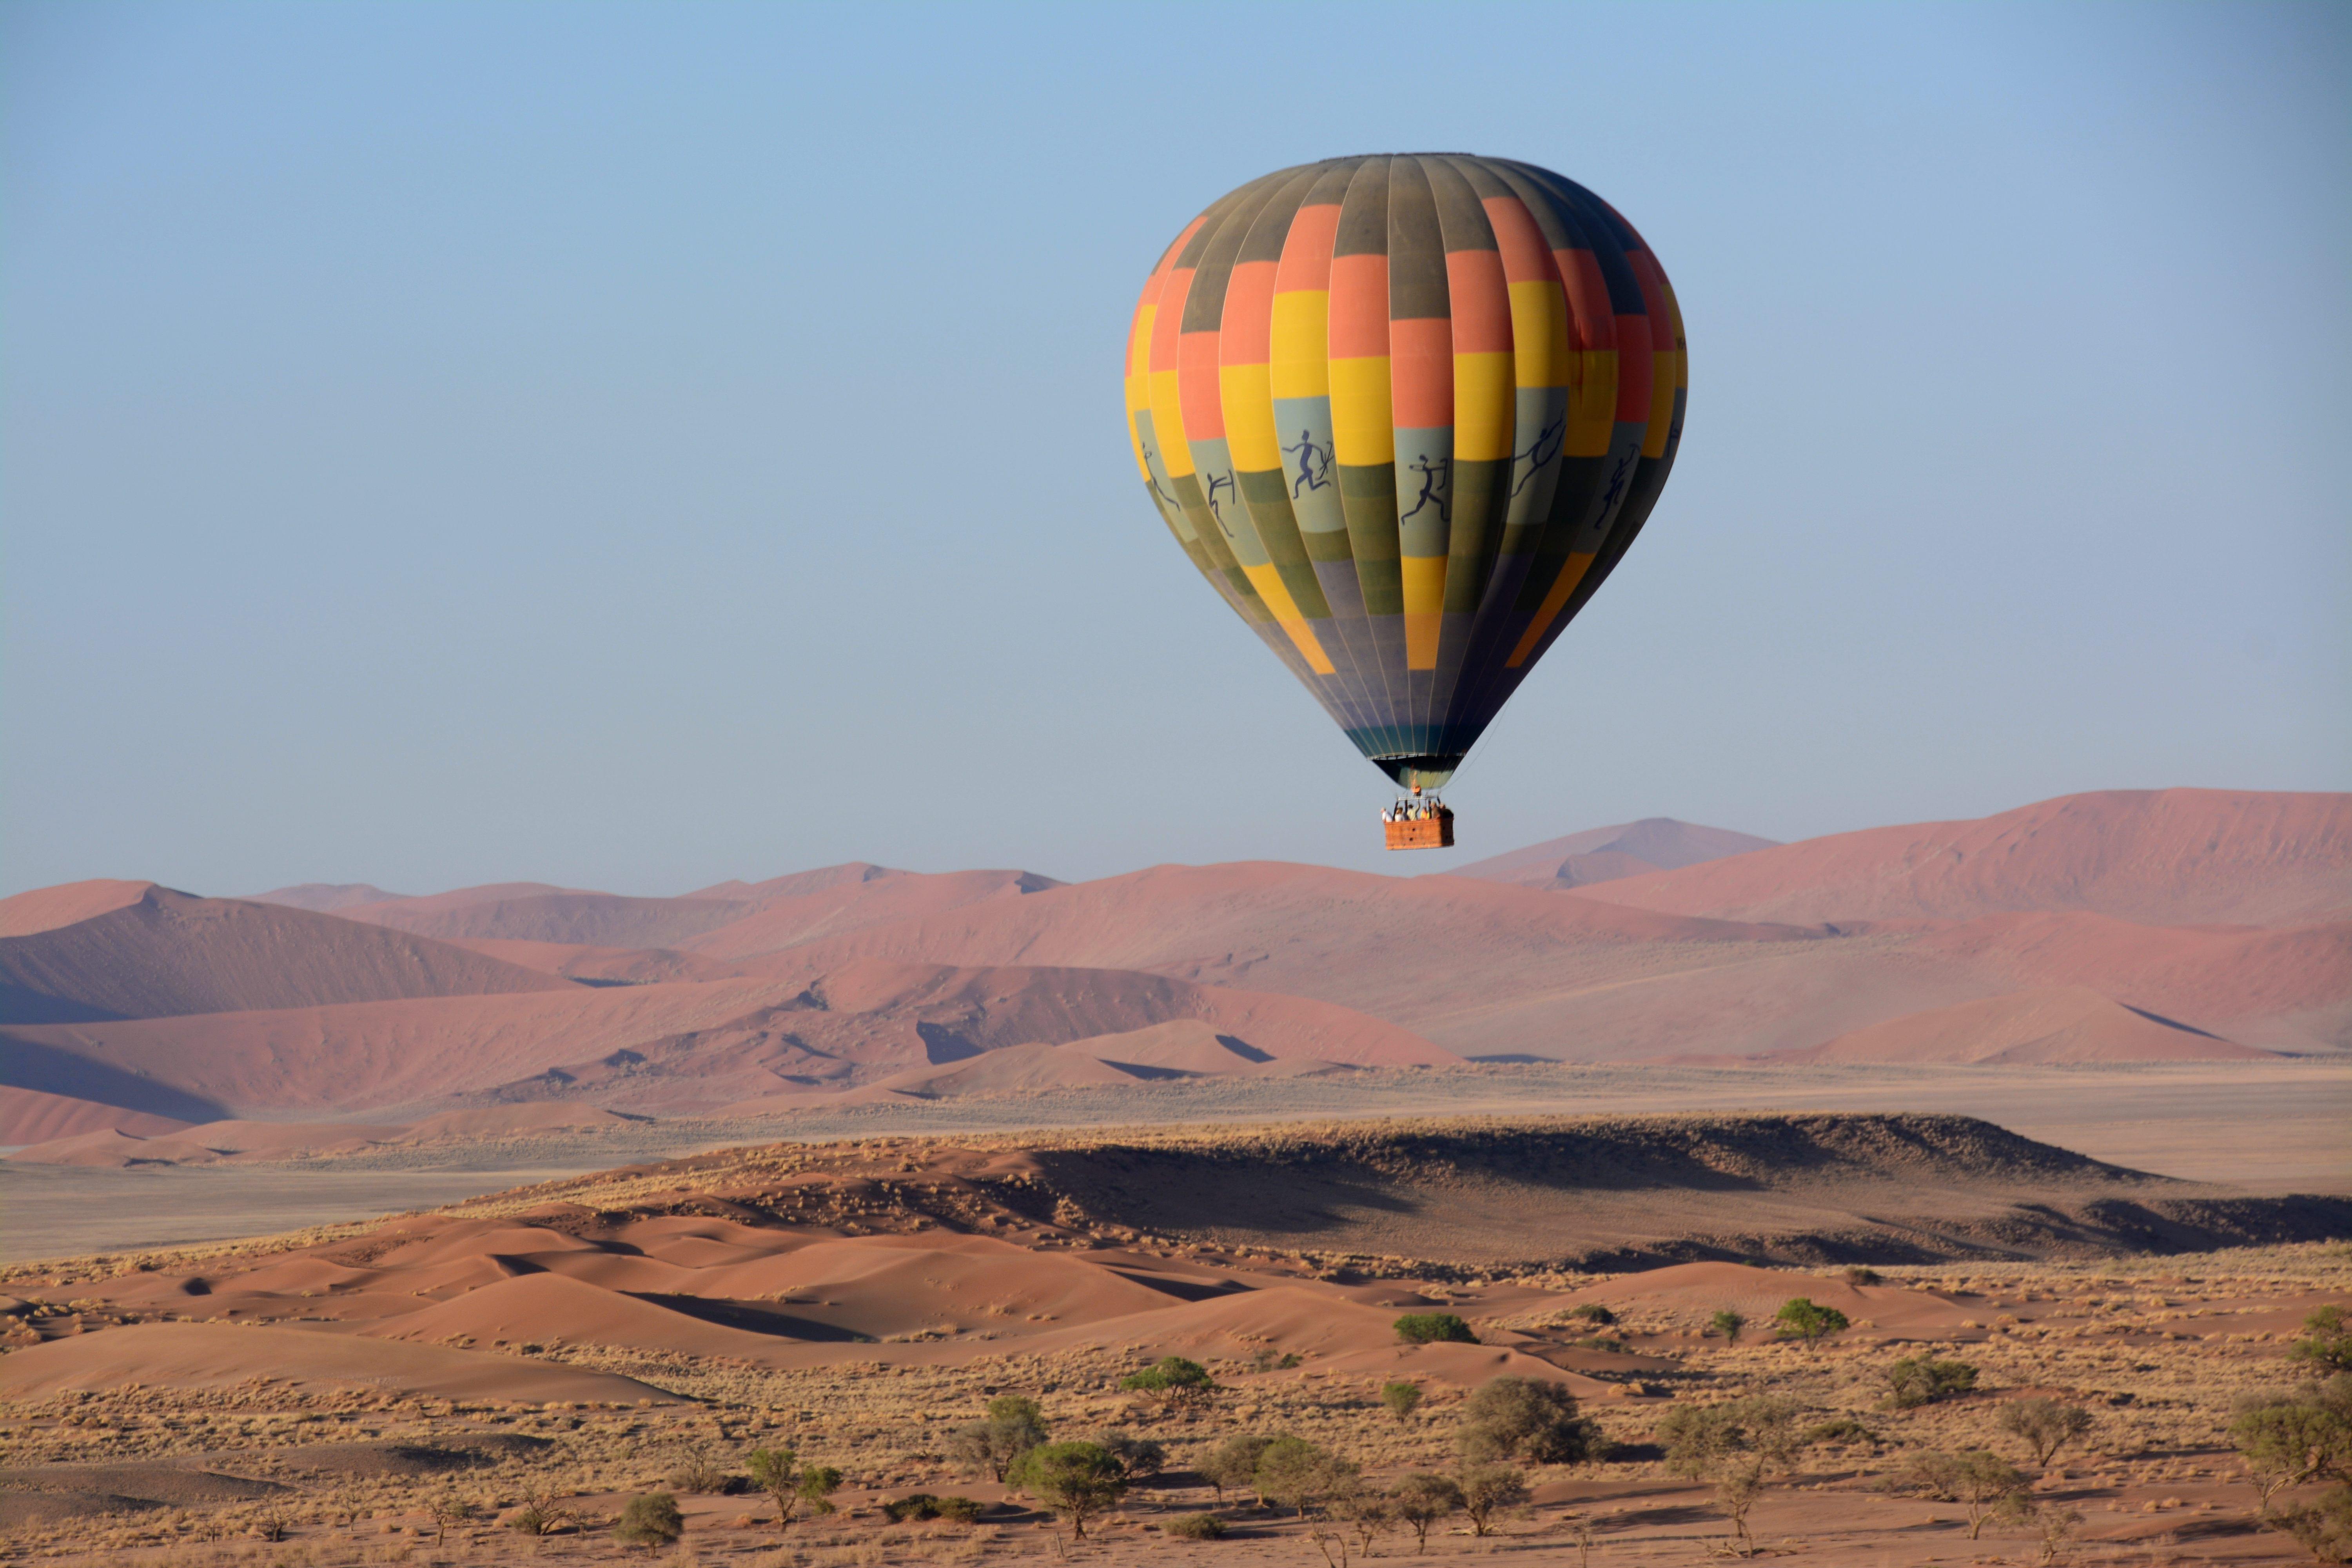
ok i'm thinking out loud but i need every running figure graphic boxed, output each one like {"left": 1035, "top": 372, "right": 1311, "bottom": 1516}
{"left": 1401, "top": 453, "right": 1452, "bottom": 524}
{"left": 1281, "top": 430, "right": 1332, "bottom": 497}
{"left": 1599, "top": 449, "right": 1635, "bottom": 511}
{"left": 1203, "top": 469, "right": 1238, "bottom": 537}
{"left": 1139, "top": 441, "right": 1179, "bottom": 511}
{"left": 1509, "top": 417, "right": 1566, "bottom": 497}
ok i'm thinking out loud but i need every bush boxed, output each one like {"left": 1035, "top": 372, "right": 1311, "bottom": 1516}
{"left": 2292, "top": 1305, "right": 2352, "bottom": 1376}
{"left": 1391, "top": 1472, "right": 1462, "bottom": 1550}
{"left": 882, "top": 1494, "right": 984, "bottom": 1524}
{"left": 1773, "top": 1298, "right": 1850, "bottom": 1348}
{"left": 1710, "top": 1309, "right": 1746, "bottom": 1344}
{"left": 667, "top": 1444, "right": 731, "bottom": 1494}
{"left": 1008, "top": 1441, "right": 1129, "bottom": 1539}
{"left": 1886, "top": 1355, "right": 1978, "bottom": 1409}
{"left": 1996, "top": 1398, "right": 2093, "bottom": 1466}
{"left": 612, "top": 1492, "right": 683, "bottom": 1550}
{"left": 1255, "top": 1435, "right": 1359, "bottom": 1518}
{"left": 948, "top": 1394, "right": 1049, "bottom": 1481}
{"left": 1201, "top": 1434, "right": 1273, "bottom": 1504}
{"left": 1458, "top": 1375, "right": 1603, "bottom": 1466}
{"left": 1122, "top": 1356, "right": 1217, "bottom": 1408}
{"left": 1394, "top": 1312, "right": 1477, "bottom": 1345}
{"left": 506, "top": 1487, "right": 573, "bottom": 1537}
{"left": 1844, "top": 1266, "right": 1883, "bottom": 1287}
{"left": 1803, "top": 1417, "right": 1878, "bottom": 1448}
{"left": 1565, "top": 1303, "right": 1617, "bottom": 1325}
{"left": 1456, "top": 1463, "right": 1528, "bottom": 1536}
{"left": 1166, "top": 1512, "right": 1227, "bottom": 1541}
{"left": 1381, "top": 1380, "right": 1425, "bottom": 1421}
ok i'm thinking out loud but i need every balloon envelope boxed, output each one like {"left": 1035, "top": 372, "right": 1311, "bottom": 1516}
{"left": 1124, "top": 155, "right": 1686, "bottom": 790}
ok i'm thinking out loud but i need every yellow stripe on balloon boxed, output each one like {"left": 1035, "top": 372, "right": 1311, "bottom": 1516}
{"left": 1505, "top": 550, "right": 1595, "bottom": 667}
{"left": 1400, "top": 555, "right": 1448, "bottom": 669}
{"left": 1566, "top": 350, "right": 1617, "bottom": 457}
{"left": 1147, "top": 368, "right": 1193, "bottom": 476}
{"left": 1452, "top": 350, "right": 1515, "bottom": 463}
{"left": 1506, "top": 281, "right": 1566, "bottom": 390}
{"left": 1220, "top": 363, "right": 1279, "bottom": 473}
{"left": 1243, "top": 564, "right": 1337, "bottom": 673}
{"left": 1269, "top": 290, "right": 1329, "bottom": 400}
{"left": 1327, "top": 357, "right": 1394, "bottom": 465}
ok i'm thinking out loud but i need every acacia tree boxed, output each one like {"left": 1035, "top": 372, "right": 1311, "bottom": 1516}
{"left": 1457, "top": 1376, "right": 1603, "bottom": 1466}
{"left": 1996, "top": 1398, "right": 2094, "bottom": 1466}
{"left": 1390, "top": 1472, "right": 1461, "bottom": 1553}
{"left": 1008, "top": 1441, "right": 1129, "bottom": 1540}
{"left": 1894, "top": 1450, "right": 2031, "bottom": 1539}
{"left": 1456, "top": 1463, "right": 1528, "bottom": 1537}
{"left": 1772, "top": 1298, "right": 1850, "bottom": 1352}
{"left": 1255, "top": 1436, "right": 1360, "bottom": 1519}
{"left": 947, "top": 1394, "right": 1048, "bottom": 1481}
{"left": 745, "top": 1448, "right": 843, "bottom": 1530}
{"left": 1201, "top": 1433, "right": 1274, "bottom": 1505}
{"left": 1710, "top": 1309, "right": 1746, "bottom": 1345}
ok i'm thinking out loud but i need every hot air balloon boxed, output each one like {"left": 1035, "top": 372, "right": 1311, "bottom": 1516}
{"left": 1123, "top": 155, "right": 1686, "bottom": 849}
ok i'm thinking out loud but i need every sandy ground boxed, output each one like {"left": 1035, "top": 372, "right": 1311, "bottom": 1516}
{"left": 9, "top": 1061, "right": 2345, "bottom": 1265}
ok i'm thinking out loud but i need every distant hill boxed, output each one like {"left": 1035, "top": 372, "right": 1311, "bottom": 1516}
{"left": 0, "top": 883, "right": 572, "bottom": 1025}
{"left": 1451, "top": 818, "right": 1779, "bottom": 890}
{"left": 1580, "top": 789, "right": 2352, "bottom": 928}
{"left": 245, "top": 883, "right": 407, "bottom": 913}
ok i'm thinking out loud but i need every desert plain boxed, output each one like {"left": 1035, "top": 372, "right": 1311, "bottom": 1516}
{"left": 2, "top": 787, "right": 2348, "bottom": 1564}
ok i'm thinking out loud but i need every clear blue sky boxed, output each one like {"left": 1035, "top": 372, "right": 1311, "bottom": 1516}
{"left": 6, "top": 1, "right": 2346, "bottom": 898}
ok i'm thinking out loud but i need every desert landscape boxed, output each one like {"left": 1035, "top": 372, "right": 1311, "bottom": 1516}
{"left": 4, "top": 787, "right": 2349, "bottom": 1563}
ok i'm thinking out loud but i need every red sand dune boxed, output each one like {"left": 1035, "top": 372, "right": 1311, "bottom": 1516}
{"left": 1452, "top": 819, "right": 1779, "bottom": 891}
{"left": 1585, "top": 789, "right": 2352, "bottom": 928}
{"left": 368, "top": 1271, "right": 800, "bottom": 1361}
{"left": 4, "top": 1129, "right": 234, "bottom": 1167}
{"left": 398, "top": 1104, "right": 639, "bottom": 1140}
{"left": 243, "top": 883, "right": 406, "bottom": 913}
{"left": 0, "top": 1087, "right": 188, "bottom": 1146}
{"left": 0, "top": 957, "right": 1448, "bottom": 1120}
{"left": 0, "top": 1323, "right": 675, "bottom": 1404}
{"left": 436, "top": 937, "right": 740, "bottom": 985}
{"left": 0, "top": 884, "right": 571, "bottom": 1025}
{"left": 1774, "top": 986, "right": 2272, "bottom": 1065}
{"left": 0, "top": 880, "right": 159, "bottom": 938}
{"left": 676, "top": 868, "right": 1062, "bottom": 962}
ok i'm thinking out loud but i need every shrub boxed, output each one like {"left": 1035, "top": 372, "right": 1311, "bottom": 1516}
{"left": 1166, "top": 1512, "right": 1227, "bottom": 1540}
{"left": 1457, "top": 1375, "right": 1603, "bottom": 1466}
{"left": 1201, "top": 1434, "right": 1273, "bottom": 1504}
{"left": 612, "top": 1492, "right": 683, "bottom": 1551}
{"left": 1891, "top": 1450, "right": 2031, "bottom": 1539}
{"left": 1255, "top": 1435, "right": 1359, "bottom": 1518}
{"left": 1844, "top": 1266, "right": 1883, "bottom": 1287}
{"left": 1716, "top": 1457, "right": 1766, "bottom": 1557}
{"left": 1121, "top": 1356, "right": 1217, "bottom": 1408}
{"left": 1391, "top": 1472, "right": 1461, "bottom": 1551}
{"left": 1565, "top": 1303, "right": 1617, "bottom": 1325}
{"left": 1996, "top": 1398, "right": 2093, "bottom": 1466}
{"left": 667, "top": 1443, "right": 731, "bottom": 1494}
{"left": 1381, "top": 1380, "right": 1425, "bottom": 1421}
{"left": 427, "top": 1494, "right": 476, "bottom": 1546}
{"left": 1710, "top": 1309, "right": 1745, "bottom": 1344}
{"left": 1773, "top": 1298, "right": 1850, "bottom": 1349}
{"left": 2291, "top": 1305, "right": 2352, "bottom": 1376}
{"left": 1456, "top": 1463, "right": 1528, "bottom": 1537}
{"left": 1802, "top": 1417, "right": 1878, "bottom": 1448}
{"left": 1394, "top": 1312, "right": 1477, "bottom": 1344}
{"left": 882, "top": 1494, "right": 984, "bottom": 1524}
{"left": 2274, "top": 1484, "right": 2352, "bottom": 1562}
{"left": 947, "top": 1394, "right": 1049, "bottom": 1481}
{"left": 1886, "top": 1355, "right": 1978, "bottom": 1409}
{"left": 1008, "top": 1441, "right": 1129, "bottom": 1539}
{"left": 507, "top": 1487, "right": 573, "bottom": 1537}
{"left": 744, "top": 1448, "right": 841, "bottom": 1530}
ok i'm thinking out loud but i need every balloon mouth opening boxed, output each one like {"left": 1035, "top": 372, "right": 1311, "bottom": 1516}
{"left": 1375, "top": 755, "right": 1462, "bottom": 791}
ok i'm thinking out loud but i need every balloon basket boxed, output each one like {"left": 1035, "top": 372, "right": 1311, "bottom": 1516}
{"left": 1384, "top": 808, "right": 1455, "bottom": 851}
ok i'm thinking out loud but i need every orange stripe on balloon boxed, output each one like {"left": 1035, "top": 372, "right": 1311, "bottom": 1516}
{"left": 1484, "top": 196, "right": 1555, "bottom": 286}
{"left": 1327, "top": 253, "right": 1391, "bottom": 359}
{"left": 1180, "top": 329, "right": 1226, "bottom": 439}
{"left": 1611, "top": 312, "right": 1653, "bottom": 423}
{"left": 1443, "top": 248, "right": 1511, "bottom": 355}
{"left": 1388, "top": 317, "right": 1453, "bottom": 429}
{"left": 1274, "top": 203, "right": 1341, "bottom": 293}
{"left": 1220, "top": 260, "right": 1277, "bottom": 366}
